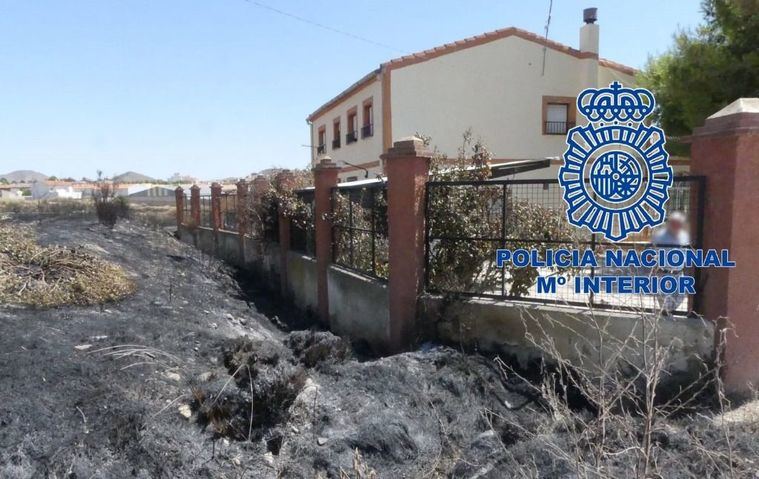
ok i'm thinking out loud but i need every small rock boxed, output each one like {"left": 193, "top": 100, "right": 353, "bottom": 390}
{"left": 210, "top": 322, "right": 218, "bottom": 329}
{"left": 290, "top": 425, "right": 299, "bottom": 434}
{"left": 225, "top": 313, "right": 235, "bottom": 321}
{"left": 165, "top": 372, "right": 182, "bottom": 382}
{"left": 238, "top": 317, "right": 247, "bottom": 325}
{"left": 178, "top": 404, "right": 192, "bottom": 419}
{"left": 231, "top": 457, "right": 241, "bottom": 466}
{"left": 198, "top": 371, "right": 215, "bottom": 382}
{"left": 316, "top": 437, "right": 327, "bottom": 446}
{"left": 74, "top": 344, "right": 92, "bottom": 351}
{"left": 263, "top": 452, "right": 275, "bottom": 467}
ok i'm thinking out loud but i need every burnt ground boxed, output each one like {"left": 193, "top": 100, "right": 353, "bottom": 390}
{"left": 3, "top": 217, "right": 757, "bottom": 479}
{"left": 0, "top": 216, "right": 538, "bottom": 479}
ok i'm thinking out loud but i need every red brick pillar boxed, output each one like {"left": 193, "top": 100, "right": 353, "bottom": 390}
{"left": 382, "top": 137, "right": 432, "bottom": 351}
{"left": 313, "top": 158, "right": 340, "bottom": 323}
{"left": 251, "top": 175, "right": 269, "bottom": 204}
{"left": 236, "top": 180, "right": 249, "bottom": 262}
{"left": 190, "top": 185, "right": 201, "bottom": 226}
{"left": 210, "top": 182, "right": 222, "bottom": 232}
{"left": 174, "top": 186, "right": 184, "bottom": 230}
{"left": 690, "top": 98, "right": 759, "bottom": 394}
{"left": 275, "top": 170, "right": 295, "bottom": 296}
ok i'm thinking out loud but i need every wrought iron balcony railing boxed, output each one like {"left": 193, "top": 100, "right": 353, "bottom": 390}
{"left": 361, "top": 124, "right": 374, "bottom": 138}
{"left": 544, "top": 121, "right": 575, "bottom": 135}
{"left": 332, "top": 138, "right": 341, "bottom": 149}
{"left": 346, "top": 131, "right": 358, "bottom": 144}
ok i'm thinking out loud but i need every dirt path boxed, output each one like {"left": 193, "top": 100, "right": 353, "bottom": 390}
{"left": 0, "top": 217, "right": 533, "bottom": 478}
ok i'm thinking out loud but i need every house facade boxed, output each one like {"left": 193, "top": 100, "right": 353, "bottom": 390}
{"left": 306, "top": 10, "right": 637, "bottom": 182}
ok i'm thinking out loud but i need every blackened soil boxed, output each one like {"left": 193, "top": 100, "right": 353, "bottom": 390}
{"left": 0, "top": 217, "right": 538, "bottom": 479}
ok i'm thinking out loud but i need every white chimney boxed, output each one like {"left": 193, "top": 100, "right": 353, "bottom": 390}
{"left": 579, "top": 7, "right": 600, "bottom": 89}
{"left": 580, "top": 7, "right": 599, "bottom": 54}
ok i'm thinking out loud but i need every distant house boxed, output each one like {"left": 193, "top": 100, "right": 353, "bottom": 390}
{"left": 30, "top": 181, "right": 83, "bottom": 200}
{"left": 0, "top": 186, "right": 25, "bottom": 201}
{"left": 122, "top": 185, "right": 176, "bottom": 204}
{"left": 307, "top": 9, "right": 637, "bottom": 182}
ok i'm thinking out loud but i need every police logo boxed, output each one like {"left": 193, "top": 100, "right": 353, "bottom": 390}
{"left": 559, "top": 82, "right": 673, "bottom": 242}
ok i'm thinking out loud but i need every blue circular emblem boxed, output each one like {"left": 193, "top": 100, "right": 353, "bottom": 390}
{"left": 558, "top": 82, "right": 673, "bottom": 242}
{"left": 590, "top": 151, "right": 642, "bottom": 203}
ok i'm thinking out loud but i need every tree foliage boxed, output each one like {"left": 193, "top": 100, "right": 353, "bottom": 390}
{"left": 638, "top": 0, "right": 759, "bottom": 138}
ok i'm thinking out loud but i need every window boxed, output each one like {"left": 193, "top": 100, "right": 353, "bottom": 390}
{"left": 332, "top": 118, "right": 341, "bottom": 149}
{"left": 317, "top": 126, "right": 326, "bottom": 154}
{"left": 542, "top": 96, "right": 576, "bottom": 135}
{"left": 546, "top": 104, "right": 568, "bottom": 134}
{"left": 362, "top": 99, "right": 374, "bottom": 138}
{"left": 346, "top": 108, "right": 358, "bottom": 144}
{"left": 346, "top": 176, "right": 358, "bottom": 182}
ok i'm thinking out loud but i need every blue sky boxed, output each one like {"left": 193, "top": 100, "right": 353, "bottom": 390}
{"left": 0, "top": 0, "right": 704, "bottom": 180}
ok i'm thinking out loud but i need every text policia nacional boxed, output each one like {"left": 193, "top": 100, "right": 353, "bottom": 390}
{"left": 495, "top": 248, "right": 735, "bottom": 295}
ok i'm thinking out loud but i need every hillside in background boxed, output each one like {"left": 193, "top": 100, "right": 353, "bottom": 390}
{"left": 0, "top": 170, "right": 48, "bottom": 183}
{"left": 112, "top": 171, "right": 156, "bottom": 183}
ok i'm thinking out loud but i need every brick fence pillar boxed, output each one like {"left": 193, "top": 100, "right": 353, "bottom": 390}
{"left": 313, "top": 157, "right": 340, "bottom": 323}
{"left": 174, "top": 186, "right": 184, "bottom": 230}
{"left": 236, "top": 180, "right": 249, "bottom": 262}
{"left": 210, "top": 182, "right": 222, "bottom": 232}
{"left": 190, "top": 185, "right": 201, "bottom": 226}
{"left": 690, "top": 98, "right": 759, "bottom": 395}
{"left": 276, "top": 170, "right": 296, "bottom": 296}
{"left": 382, "top": 137, "right": 433, "bottom": 351}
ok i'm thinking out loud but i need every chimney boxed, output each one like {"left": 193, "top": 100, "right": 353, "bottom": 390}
{"left": 579, "top": 7, "right": 600, "bottom": 89}
{"left": 580, "top": 7, "right": 599, "bottom": 55}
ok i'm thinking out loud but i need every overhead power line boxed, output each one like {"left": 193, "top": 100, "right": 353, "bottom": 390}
{"left": 243, "top": 0, "right": 407, "bottom": 54}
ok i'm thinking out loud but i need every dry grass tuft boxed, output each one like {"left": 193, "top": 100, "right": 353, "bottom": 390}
{"left": 0, "top": 222, "right": 135, "bottom": 307}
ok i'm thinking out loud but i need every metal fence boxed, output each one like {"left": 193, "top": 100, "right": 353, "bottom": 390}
{"left": 331, "top": 182, "right": 388, "bottom": 279}
{"left": 199, "top": 195, "right": 212, "bottom": 227}
{"left": 220, "top": 193, "right": 238, "bottom": 231}
{"left": 290, "top": 190, "right": 315, "bottom": 256}
{"left": 183, "top": 195, "right": 191, "bottom": 224}
{"left": 424, "top": 176, "right": 705, "bottom": 315}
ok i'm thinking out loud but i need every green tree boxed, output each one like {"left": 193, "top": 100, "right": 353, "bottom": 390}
{"left": 638, "top": 0, "right": 758, "bottom": 138}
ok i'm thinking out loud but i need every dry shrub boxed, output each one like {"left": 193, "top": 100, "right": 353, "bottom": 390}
{"left": 486, "top": 306, "right": 758, "bottom": 478}
{"left": 0, "top": 223, "right": 134, "bottom": 307}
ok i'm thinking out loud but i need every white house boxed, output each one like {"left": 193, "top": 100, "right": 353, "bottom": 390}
{"left": 30, "top": 181, "right": 83, "bottom": 200}
{"left": 307, "top": 9, "right": 639, "bottom": 182}
{"left": 0, "top": 186, "right": 25, "bottom": 201}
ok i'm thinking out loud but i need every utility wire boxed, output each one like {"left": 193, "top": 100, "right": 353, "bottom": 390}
{"left": 243, "top": 0, "right": 407, "bottom": 54}
{"left": 541, "top": 0, "right": 553, "bottom": 76}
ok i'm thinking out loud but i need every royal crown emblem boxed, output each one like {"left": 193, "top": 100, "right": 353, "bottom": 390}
{"left": 559, "top": 81, "right": 673, "bottom": 242}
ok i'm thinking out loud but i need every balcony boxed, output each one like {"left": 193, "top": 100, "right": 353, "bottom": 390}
{"left": 361, "top": 124, "right": 374, "bottom": 138}
{"left": 317, "top": 144, "right": 325, "bottom": 154}
{"left": 544, "top": 121, "right": 575, "bottom": 135}
{"left": 346, "top": 131, "right": 358, "bottom": 144}
{"left": 332, "top": 138, "right": 341, "bottom": 149}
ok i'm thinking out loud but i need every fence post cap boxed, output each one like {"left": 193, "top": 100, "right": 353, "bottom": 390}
{"left": 314, "top": 156, "right": 340, "bottom": 170}
{"left": 174, "top": 186, "right": 184, "bottom": 193}
{"left": 189, "top": 184, "right": 200, "bottom": 191}
{"left": 692, "top": 97, "right": 759, "bottom": 138}
{"left": 382, "top": 136, "right": 432, "bottom": 160}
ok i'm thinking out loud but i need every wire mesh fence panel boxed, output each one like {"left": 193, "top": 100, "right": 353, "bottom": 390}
{"left": 199, "top": 195, "right": 212, "bottom": 227}
{"left": 183, "top": 195, "right": 191, "bottom": 224}
{"left": 290, "top": 190, "right": 315, "bottom": 256}
{"left": 424, "top": 176, "right": 705, "bottom": 315}
{"left": 220, "top": 193, "right": 238, "bottom": 231}
{"left": 331, "top": 183, "right": 388, "bottom": 279}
